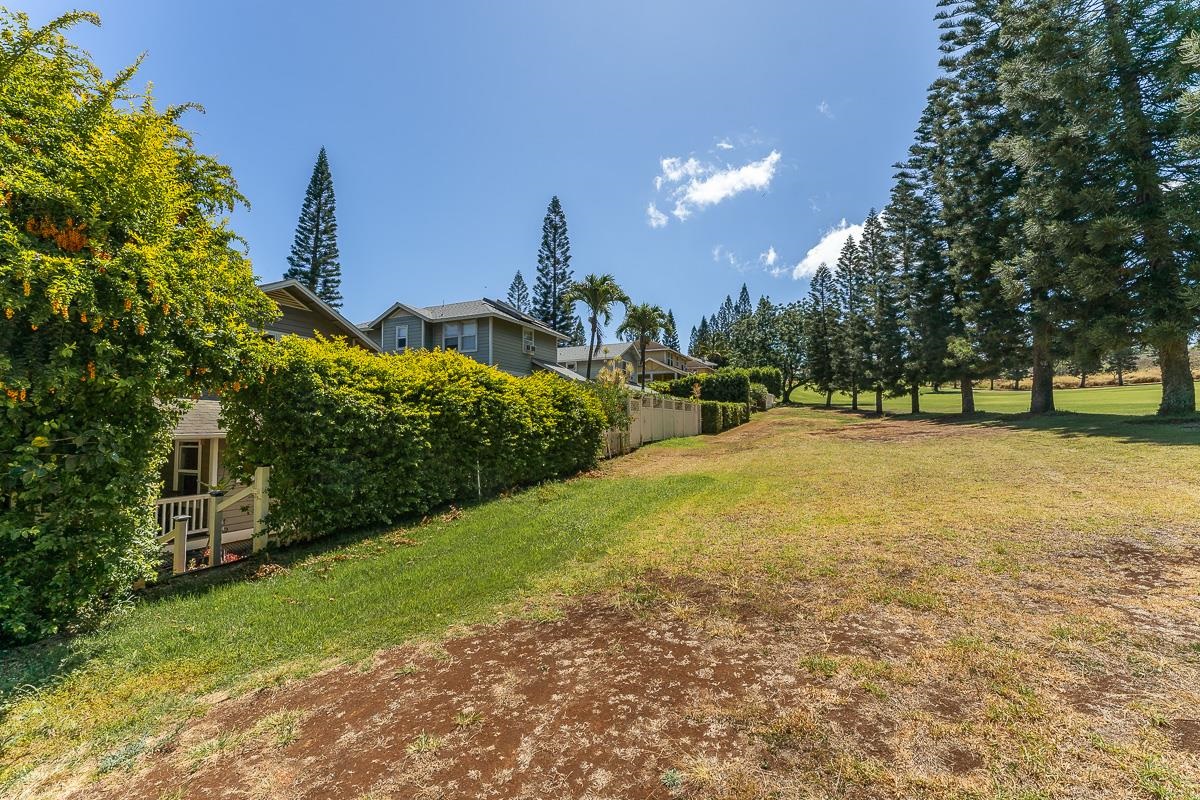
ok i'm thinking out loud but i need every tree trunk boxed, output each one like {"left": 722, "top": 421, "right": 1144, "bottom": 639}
{"left": 1116, "top": 365, "right": 1124, "bottom": 386}
{"left": 1156, "top": 332, "right": 1195, "bottom": 415}
{"left": 910, "top": 383, "right": 920, "bottom": 414}
{"left": 1102, "top": 0, "right": 1193, "bottom": 416}
{"left": 850, "top": 388, "right": 859, "bottom": 411}
{"left": 961, "top": 373, "right": 975, "bottom": 414}
{"left": 875, "top": 387, "right": 883, "bottom": 415}
{"left": 584, "top": 323, "right": 596, "bottom": 380}
{"left": 1079, "top": 373, "right": 1087, "bottom": 388}
{"left": 989, "top": 377, "right": 995, "bottom": 390}
{"left": 932, "top": 382, "right": 941, "bottom": 393}
{"left": 824, "top": 389, "right": 832, "bottom": 408}
{"left": 1029, "top": 314, "right": 1055, "bottom": 414}
{"left": 1013, "top": 378, "right": 1020, "bottom": 390}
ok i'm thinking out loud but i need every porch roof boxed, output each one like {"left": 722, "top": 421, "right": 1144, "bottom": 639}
{"left": 173, "top": 399, "right": 225, "bottom": 438}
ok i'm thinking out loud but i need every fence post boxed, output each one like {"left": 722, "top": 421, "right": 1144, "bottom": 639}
{"left": 171, "top": 515, "right": 189, "bottom": 575}
{"left": 207, "top": 490, "right": 225, "bottom": 567}
{"left": 251, "top": 466, "right": 271, "bottom": 554}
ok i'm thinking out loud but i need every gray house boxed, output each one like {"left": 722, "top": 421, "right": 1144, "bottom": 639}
{"left": 362, "top": 298, "right": 577, "bottom": 378}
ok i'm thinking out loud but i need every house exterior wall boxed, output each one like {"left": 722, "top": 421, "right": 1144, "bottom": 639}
{"left": 380, "top": 312, "right": 426, "bottom": 352}
{"left": 268, "top": 305, "right": 352, "bottom": 341}
{"left": 492, "top": 317, "right": 534, "bottom": 376}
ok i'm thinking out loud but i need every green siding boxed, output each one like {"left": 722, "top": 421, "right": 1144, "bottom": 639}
{"left": 268, "top": 306, "right": 352, "bottom": 340}
{"left": 491, "top": 318, "right": 536, "bottom": 376}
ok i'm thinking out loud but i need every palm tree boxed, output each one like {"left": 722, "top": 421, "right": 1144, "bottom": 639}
{"left": 616, "top": 302, "right": 666, "bottom": 388}
{"left": 564, "top": 274, "right": 629, "bottom": 380}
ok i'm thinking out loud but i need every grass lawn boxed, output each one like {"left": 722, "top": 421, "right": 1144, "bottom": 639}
{"left": 3, "top": 387, "right": 1199, "bottom": 798}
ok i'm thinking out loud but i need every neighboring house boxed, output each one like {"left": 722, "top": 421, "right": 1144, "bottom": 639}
{"left": 361, "top": 297, "right": 576, "bottom": 378}
{"left": 557, "top": 340, "right": 715, "bottom": 384}
{"left": 157, "top": 279, "right": 379, "bottom": 554}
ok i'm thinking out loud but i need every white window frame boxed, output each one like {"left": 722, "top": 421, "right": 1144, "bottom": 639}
{"left": 173, "top": 439, "right": 201, "bottom": 494}
{"left": 460, "top": 320, "right": 478, "bottom": 353}
{"left": 394, "top": 323, "right": 408, "bottom": 353}
{"left": 522, "top": 327, "right": 536, "bottom": 354}
{"left": 443, "top": 322, "right": 460, "bottom": 351}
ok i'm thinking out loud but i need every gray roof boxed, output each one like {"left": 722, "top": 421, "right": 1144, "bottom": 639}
{"left": 557, "top": 341, "right": 635, "bottom": 363}
{"left": 363, "top": 297, "right": 567, "bottom": 340}
{"left": 532, "top": 359, "right": 587, "bottom": 381}
{"left": 172, "top": 399, "right": 224, "bottom": 438}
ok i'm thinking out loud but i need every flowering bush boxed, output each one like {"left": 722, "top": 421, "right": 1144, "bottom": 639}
{"left": 0, "top": 11, "right": 275, "bottom": 642}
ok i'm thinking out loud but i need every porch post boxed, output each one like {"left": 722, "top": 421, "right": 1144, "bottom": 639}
{"left": 171, "top": 515, "right": 189, "bottom": 575}
{"left": 207, "top": 490, "right": 224, "bottom": 567}
{"left": 207, "top": 436, "right": 220, "bottom": 492}
{"left": 251, "top": 466, "right": 271, "bottom": 553}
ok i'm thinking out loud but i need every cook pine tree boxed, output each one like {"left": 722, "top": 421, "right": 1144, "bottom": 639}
{"left": 506, "top": 270, "right": 530, "bottom": 313}
{"left": 833, "top": 237, "right": 871, "bottom": 411}
{"left": 284, "top": 147, "right": 343, "bottom": 308}
{"left": 859, "top": 209, "right": 907, "bottom": 413}
{"left": 532, "top": 196, "right": 575, "bottom": 339}
{"left": 803, "top": 263, "right": 840, "bottom": 407}
{"left": 662, "top": 309, "right": 681, "bottom": 350}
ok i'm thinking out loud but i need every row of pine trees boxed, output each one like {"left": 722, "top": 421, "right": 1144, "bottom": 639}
{"left": 807, "top": 0, "right": 1200, "bottom": 417}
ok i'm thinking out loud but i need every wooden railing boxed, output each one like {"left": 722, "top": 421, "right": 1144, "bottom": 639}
{"left": 155, "top": 494, "right": 209, "bottom": 540}
{"left": 157, "top": 466, "right": 271, "bottom": 575}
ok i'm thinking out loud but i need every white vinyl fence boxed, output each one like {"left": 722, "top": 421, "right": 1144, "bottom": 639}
{"left": 604, "top": 394, "right": 701, "bottom": 457}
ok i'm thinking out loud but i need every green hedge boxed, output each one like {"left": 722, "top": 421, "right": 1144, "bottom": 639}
{"left": 666, "top": 370, "right": 752, "bottom": 406}
{"left": 745, "top": 367, "right": 783, "bottom": 398}
{"left": 222, "top": 338, "right": 608, "bottom": 543}
{"left": 699, "top": 400, "right": 750, "bottom": 434}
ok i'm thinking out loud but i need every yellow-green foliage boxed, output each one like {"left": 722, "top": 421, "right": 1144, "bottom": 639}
{"left": 221, "top": 338, "right": 608, "bottom": 542}
{"left": 0, "top": 11, "right": 275, "bottom": 642}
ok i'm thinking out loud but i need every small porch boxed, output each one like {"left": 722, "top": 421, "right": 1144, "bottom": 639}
{"left": 157, "top": 399, "right": 269, "bottom": 573}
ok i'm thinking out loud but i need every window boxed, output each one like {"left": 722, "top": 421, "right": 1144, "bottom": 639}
{"left": 522, "top": 327, "right": 536, "bottom": 354}
{"left": 394, "top": 323, "right": 408, "bottom": 353}
{"left": 174, "top": 440, "right": 201, "bottom": 495}
{"left": 444, "top": 321, "right": 477, "bottom": 352}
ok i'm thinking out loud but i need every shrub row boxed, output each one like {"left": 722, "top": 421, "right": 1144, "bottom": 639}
{"left": 699, "top": 400, "right": 751, "bottom": 434}
{"left": 222, "top": 338, "right": 608, "bottom": 543}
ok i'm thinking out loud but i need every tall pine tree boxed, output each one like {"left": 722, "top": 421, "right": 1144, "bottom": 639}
{"left": 859, "top": 210, "right": 906, "bottom": 413}
{"left": 833, "top": 237, "right": 871, "bottom": 410}
{"left": 662, "top": 309, "right": 680, "bottom": 350}
{"left": 284, "top": 146, "right": 342, "bottom": 308}
{"left": 886, "top": 160, "right": 952, "bottom": 413}
{"left": 506, "top": 270, "right": 530, "bottom": 313}
{"left": 803, "top": 263, "right": 840, "bottom": 407}
{"left": 532, "top": 196, "right": 574, "bottom": 338}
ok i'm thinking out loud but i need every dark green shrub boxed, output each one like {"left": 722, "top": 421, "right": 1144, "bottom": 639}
{"left": 699, "top": 400, "right": 750, "bottom": 434}
{"left": 750, "top": 382, "right": 769, "bottom": 411}
{"left": 666, "top": 374, "right": 704, "bottom": 399}
{"left": 702, "top": 370, "right": 752, "bottom": 404}
{"left": 746, "top": 367, "right": 783, "bottom": 397}
{"left": 223, "top": 338, "right": 607, "bottom": 543}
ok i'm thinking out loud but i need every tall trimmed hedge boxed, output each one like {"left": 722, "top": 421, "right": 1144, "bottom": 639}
{"left": 666, "top": 370, "right": 752, "bottom": 405}
{"left": 699, "top": 400, "right": 750, "bottom": 434}
{"left": 221, "top": 338, "right": 608, "bottom": 542}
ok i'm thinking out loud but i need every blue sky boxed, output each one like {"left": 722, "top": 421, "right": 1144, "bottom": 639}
{"left": 28, "top": 1, "right": 941, "bottom": 338}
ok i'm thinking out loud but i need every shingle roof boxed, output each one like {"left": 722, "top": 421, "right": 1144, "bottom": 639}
{"left": 172, "top": 399, "right": 224, "bottom": 438}
{"left": 419, "top": 300, "right": 495, "bottom": 320}
{"left": 364, "top": 297, "right": 567, "bottom": 339}
{"left": 556, "top": 341, "right": 635, "bottom": 363}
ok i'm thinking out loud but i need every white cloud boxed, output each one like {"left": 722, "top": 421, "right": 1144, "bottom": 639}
{"left": 670, "top": 150, "right": 781, "bottom": 220}
{"left": 759, "top": 246, "right": 777, "bottom": 267}
{"left": 655, "top": 156, "right": 706, "bottom": 190}
{"left": 711, "top": 245, "right": 752, "bottom": 273}
{"left": 716, "top": 139, "right": 734, "bottom": 150}
{"left": 817, "top": 100, "right": 834, "bottom": 119}
{"left": 791, "top": 218, "right": 864, "bottom": 279}
{"left": 648, "top": 146, "right": 781, "bottom": 227}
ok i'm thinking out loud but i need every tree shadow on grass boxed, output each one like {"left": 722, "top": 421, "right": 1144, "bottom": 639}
{"left": 803, "top": 404, "right": 1200, "bottom": 446}
{"left": 919, "top": 410, "right": 1200, "bottom": 446}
